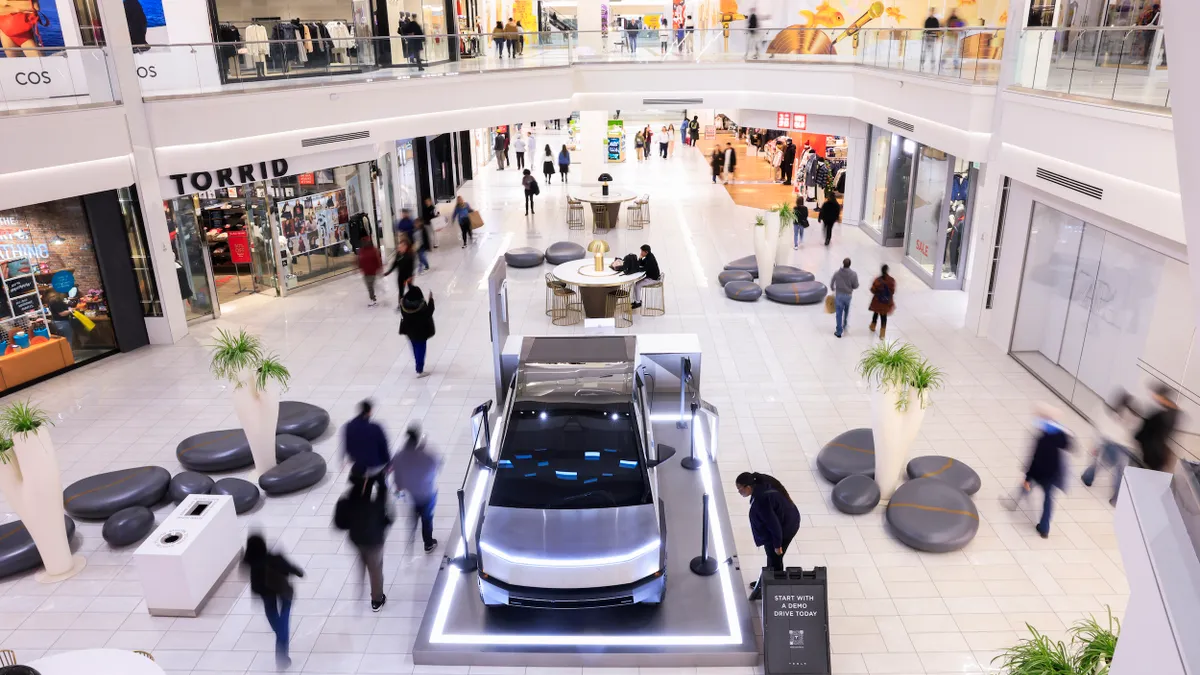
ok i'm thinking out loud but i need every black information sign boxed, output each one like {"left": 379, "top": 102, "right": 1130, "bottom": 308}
{"left": 5, "top": 276, "right": 35, "bottom": 297}
{"left": 10, "top": 294, "right": 40, "bottom": 316}
{"left": 762, "top": 567, "right": 830, "bottom": 675}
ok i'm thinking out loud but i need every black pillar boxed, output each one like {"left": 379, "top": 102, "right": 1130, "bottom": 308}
{"left": 81, "top": 189, "right": 150, "bottom": 353}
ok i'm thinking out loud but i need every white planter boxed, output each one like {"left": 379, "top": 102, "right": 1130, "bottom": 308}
{"left": 869, "top": 386, "right": 927, "bottom": 500}
{"left": 0, "top": 426, "right": 85, "bottom": 581}
{"left": 233, "top": 385, "right": 280, "bottom": 477}
{"left": 752, "top": 215, "right": 779, "bottom": 279}
{"left": 772, "top": 212, "right": 793, "bottom": 267}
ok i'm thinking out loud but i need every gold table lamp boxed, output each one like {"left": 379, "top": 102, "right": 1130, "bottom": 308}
{"left": 587, "top": 239, "right": 610, "bottom": 272}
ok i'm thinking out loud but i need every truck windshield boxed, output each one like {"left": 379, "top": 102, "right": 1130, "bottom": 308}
{"left": 489, "top": 403, "right": 651, "bottom": 509}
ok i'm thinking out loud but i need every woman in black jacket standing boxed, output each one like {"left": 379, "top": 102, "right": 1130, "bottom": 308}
{"left": 243, "top": 534, "right": 305, "bottom": 668}
{"left": 736, "top": 472, "right": 800, "bottom": 600}
{"left": 542, "top": 145, "right": 555, "bottom": 185}
{"left": 819, "top": 195, "right": 841, "bottom": 246}
{"left": 399, "top": 285, "right": 436, "bottom": 377}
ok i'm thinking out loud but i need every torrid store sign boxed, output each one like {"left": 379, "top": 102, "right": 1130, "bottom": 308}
{"left": 167, "top": 159, "right": 290, "bottom": 196}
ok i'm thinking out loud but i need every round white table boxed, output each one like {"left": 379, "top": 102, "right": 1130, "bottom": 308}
{"left": 28, "top": 649, "right": 165, "bottom": 675}
{"left": 552, "top": 257, "right": 644, "bottom": 318}
{"left": 571, "top": 190, "right": 637, "bottom": 230}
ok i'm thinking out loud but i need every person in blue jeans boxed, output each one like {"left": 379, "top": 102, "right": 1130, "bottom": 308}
{"left": 1081, "top": 391, "right": 1138, "bottom": 505}
{"left": 399, "top": 285, "right": 436, "bottom": 378}
{"left": 829, "top": 257, "right": 859, "bottom": 338}
{"left": 391, "top": 422, "right": 443, "bottom": 553}
{"left": 793, "top": 198, "right": 809, "bottom": 249}
{"left": 243, "top": 534, "right": 304, "bottom": 669}
{"left": 1023, "top": 407, "right": 1072, "bottom": 538}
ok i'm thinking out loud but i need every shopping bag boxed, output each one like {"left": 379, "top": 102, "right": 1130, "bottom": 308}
{"left": 72, "top": 310, "right": 96, "bottom": 332}
{"left": 431, "top": 214, "right": 448, "bottom": 232}
{"left": 468, "top": 210, "right": 485, "bottom": 230}
{"left": 824, "top": 294, "right": 835, "bottom": 314}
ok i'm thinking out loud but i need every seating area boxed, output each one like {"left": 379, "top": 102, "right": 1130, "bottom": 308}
{"left": 625, "top": 194, "right": 650, "bottom": 230}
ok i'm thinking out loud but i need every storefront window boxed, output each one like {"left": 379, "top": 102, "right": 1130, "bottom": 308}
{"left": 943, "top": 158, "right": 973, "bottom": 281}
{"left": 0, "top": 197, "right": 120, "bottom": 391}
{"left": 906, "top": 146, "right": 949, "bottom": 275}
{"left": 118, "top": 187, "right": 162, "bottom": 317}
{"left": 862, "top": 127, "right": 892, "bottom": 234}
{"left": 396, "top": 140, "right": 420, "bottom": 215}
{"left": 164, "top": 196, "right": 217, "bottom": 321}
{"left": 273, "top": 162, "right": 374, "bottom": 289}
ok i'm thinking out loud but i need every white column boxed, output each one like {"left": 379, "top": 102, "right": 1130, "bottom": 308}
{"left": 579, "top": 110, "right": 609, "bottom": 183}
{"left": 96, "top": 0, "right": 189, "bottom": 344}
{"left": 1161, "top": 2, "right": 1200, "bottom": 322}
{"left": 577, "top": 0, "right": 604, "bottom": 54}
{"left": 841, "top": 119, "right": 870, "bottom": 225}
{"left": 962, "top": 0, "right": 1027, "bottom": 335}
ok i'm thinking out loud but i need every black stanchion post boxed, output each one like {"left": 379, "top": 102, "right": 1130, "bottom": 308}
{"left": 677, "top": 356, "right": 691, "bottom": 429}
{"left": 681, "top": 402, "right": 701, "bottom": 470}
{"left": 690, "top": 492, "right": 718, "bottom": 576}
{"left": 453, "top": 488, "right": 478, "bottom": 572}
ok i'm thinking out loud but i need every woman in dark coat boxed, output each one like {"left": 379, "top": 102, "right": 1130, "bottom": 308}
{"left": 710, "top": 149, "right": 724, "bottom": 184}
{"left": 243, "top": 534, "right": 305, "bottom": 668}
{"left": 819, "top": 196, "right": 841, "bottom": 246}
{"left": 557, "top": 145, "right": 570, "bottom": 182}
{"left": 735, "top": 472, "right": 800, "bottom": 601}
{"left": 868, "top": 264, "right": 896, "bottom": 339}
{"left": 399, "top": 285, "right": 436, "bottom": 377}
{"left": 1023, "top": 407, "right": 1072, "bottom": 538}
{"left": 542, "top": 145, "right": 555, "bottom": 184}
{"left": 792, "top": 196, "right": 809, "bottom": 249}
{"left": 385, "top": 238, "right": 415, "bottom": 306}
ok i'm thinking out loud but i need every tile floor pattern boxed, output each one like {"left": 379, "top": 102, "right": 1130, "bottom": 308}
{"left": 0, "top": 128, "right": 1128, "bottom": 674}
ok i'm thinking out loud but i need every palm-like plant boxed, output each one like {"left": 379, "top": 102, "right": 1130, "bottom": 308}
{"left": 772, "top": 201, "right": 796, "bottom": 231}
{"left": 1072, "top": 609, "right": 1119, "bottom": 674}
{"left": 993, "top": 625, "right": 1080, "bottom": 674}
{"left": 857, "top": 341, "right": 944, "bottom": 412}
{"left": 210, "top": 328, "right": 290, "bottom": 392}
{"left": 754, "top": 214, "right": 766, "bottom": 227}
{"left": 0, "top": 400, "right": 53, "bottom": 465}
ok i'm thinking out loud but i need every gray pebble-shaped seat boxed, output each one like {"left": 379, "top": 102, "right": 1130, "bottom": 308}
{"left": 724, "top": 280, "right": 762, "bottom": 302}
{"left": 886, "top": 477, "right": 980, "bottom": 553}
{"left": 0, "top": 516, "right": 76, "bottom": 579}
{"left": 906, "top": 456, "right": 982, "bottom": 495}
{"left": 545, "top": 241, "right": 587, "bottom": 265}
{"left": 212, "top": 478, "right": 261, "bottom": 515}
{"left": 168, "top": 471, "right": 215, "bottom": 504}
{"left": 718, "top": 270, "right": 753, "bottom": 287}
{"left": 832, "top": 475, "right": 881, "bottom": 515}
{"left": 63, "top": 466, "right": 172, "bottom": 520}
{"left": 277, "top": 401, "right": 331, "bottom": 440}
{"left": 259, "top": 452, "right": 328, "bottom": 496}
{"left": 765, "top": 281, "right": 828, "bottom": 305}
{"left": 504, "top": 247, "right": 545, "bottom": 268}
{"left": 771, "top": 265, "right": 816, "bottom": 284}
{"left": 177, "top": 430, "right": 317, "bottom": 472}
{"left": 723, "top": 255, "right": 760, "bottom": 279}
{"left": 816, "top": 428, "right": 875, "bottom": 484}
{"left": 102, "top": 506, "right": 155, "bottom": 548}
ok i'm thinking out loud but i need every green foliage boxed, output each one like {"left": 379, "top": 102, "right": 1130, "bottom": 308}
{"left": 0, "top": 400, "right": 53, "bottom": 436}
{"left": 0, "top": 436, "right": 13, "bottom": 465}
{"left": 209, "top": 328, "right": 290, "bottom": 392}
{"left": 856, "top": 341, "right": 944, "bottom": 411}
{"left": 1071, "top": 609, "right": 1119, "bottom": 675}
{"left": 993, "top": 626, "right": 1079, "bottom": 674}
{"left": 754, "top": 214, "right": 766, "bottom": 227}
{"left": 771, "top": 202, "right": 796, "bottom": 230}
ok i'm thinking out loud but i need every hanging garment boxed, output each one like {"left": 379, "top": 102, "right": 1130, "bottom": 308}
{"left": 952, "top": 173, "right": 970, "bottom": 202}
{"left": 245, "top": 24, "right": 270, "bottom": 64}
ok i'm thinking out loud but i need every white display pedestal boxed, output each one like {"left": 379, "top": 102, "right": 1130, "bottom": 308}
{"left": 134, "top": 494, "right": 241, "bottom": 617}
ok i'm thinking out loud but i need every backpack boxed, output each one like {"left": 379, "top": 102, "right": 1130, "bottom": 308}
{"left": 531, "top": 179, "right": 540, "bottom": 195}
{"left": 875, "top": 279, "right": 893, "bottom": 305}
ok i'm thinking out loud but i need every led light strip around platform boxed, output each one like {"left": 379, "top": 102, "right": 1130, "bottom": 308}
{"left": 429, "top": 421, "right": 742, "bottom": 646}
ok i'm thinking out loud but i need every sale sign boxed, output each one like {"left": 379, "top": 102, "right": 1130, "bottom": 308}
{"left": 228, "top": 231, "right": 252, "bottom": 264}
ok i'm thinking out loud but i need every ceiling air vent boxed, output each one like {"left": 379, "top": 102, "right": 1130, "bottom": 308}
{"left": 887, "top": 117, "right": 915, "bottom": 133}
{"left": 301, "top": 130, "right": 370, "bottom": 148}
{"left": 641, "top": 98, "right": 703, "bottom": 105}
{"left": 1036, "top": 168, "right": 1103, "bottom": 200}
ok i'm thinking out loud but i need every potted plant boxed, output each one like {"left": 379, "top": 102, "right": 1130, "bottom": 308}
{"left": 210, "top": 328, "right": 291, "bottom": 476}
{"left": 0, "top": 400, "right": 85, "bottom": 581}
{"left": 857, "top": 341, "right": 944, "bottom": 498}
{"left": 993, "top": 609, "right": 1119, "bottom": 674}
{"left": 771, "top": 201, "right": 796, "bottom": 267}
{"left": 751, "top": 212, "right": 779, "bottom": 280}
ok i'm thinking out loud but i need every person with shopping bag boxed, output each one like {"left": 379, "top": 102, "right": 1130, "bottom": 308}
{"left": 452, "top": 196, "right": 474, "bottom": 247}
{"left": 1081, "top": 390, "right": 1138, "bottom": 506}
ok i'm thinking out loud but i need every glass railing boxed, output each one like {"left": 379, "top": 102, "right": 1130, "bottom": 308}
{"left": 0, "top": 46, "right": 121, "bottom": 115}
{"left": 1014, "top": 26, "right": 1169, "bottom": 109}
{"left": 129, "top": 26, "right": 1004, "bottom": 99}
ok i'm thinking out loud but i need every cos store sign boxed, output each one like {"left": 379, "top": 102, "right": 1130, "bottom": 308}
{"left": 0, "top": 55, "right": 90, "bottom": 102}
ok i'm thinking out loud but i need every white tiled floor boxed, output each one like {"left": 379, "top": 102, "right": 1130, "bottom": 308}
{"left": 0, "top": 128, "right": 1127, "bottom": 674}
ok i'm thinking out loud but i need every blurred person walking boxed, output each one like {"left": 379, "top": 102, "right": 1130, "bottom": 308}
{"left": 689, "top": 115, "right": 700, "bottom": 145}
{"left": 792, "top": 195, "right": 809, "bottom": 249}
{"left": 391, "top": 422, "right": 443, "bottom": 553}
{"left": 385, "top": 238, "right": 416, "bottom": 306}
{"left": 921, "top": 8, "right": 940, "bottom": 71}
{"left": 414, "top": 215, "right": 433, "bottom": 273}
{"left": 420, "top": 197, "right": 439, "bottom": 249}
{"left": 1081, "top": 390, "right": 1138, "bottom": 506}
{"left": 1134, "top": 383, "right": 1180, "bottom": 473}
{"left": 659, "top": 125, "right": 669, "bottom": 158}
{"left": 334, "top": 473, "right": 393, "bottom": 611}
{"left": 356, "top": 236, "right": 383, "bottom": 306}
{"left": 342, "top": 399, "right": 391, "bottom": 487}
{"left": 668, "top": 123, "right": 676, "bottom": 155}
{"left": 558, "top": 145, "right": 570, "bottom": 182}
{"left": 735, "top": 472, "right": 800, "bottom": 601}
{"left": 522, "top": 168, "right": 539, "bottom": 215}
{"left": 514, "top": 132, "right": 527, "bottom": 169}
{"left": 867, "top": 264, "right": 895, "bottom": 339}
{"left": 243, "top": 533, "right": 305, "bottom": 668}
{"left": 492, "top": 20, "right": 505, "bottom": 57}
{"left": 830, "top": 257, "right": 859, "bottom": 338}
{"left": 819, "top": 194, "right": 841, "bottom": 246}
{"left": 504, "top": 18, "right": 518, "bottom": 57}
{"left": 399, "top": 285, "right": 436, "bottom": 377}
{"left": 542, "top": 145, "right": 555, "bottom": 184}
{"left": 1020, "top": 406, "right": 1072, "bottom": 538}
{"left": 493, "top": 129, "right": 506, "bottom": 169}
{"left": 710, "top": 148, "right": 724, "bottom": 183}
{"left": 453, "top": 196, "right": 474, "bottom": 247}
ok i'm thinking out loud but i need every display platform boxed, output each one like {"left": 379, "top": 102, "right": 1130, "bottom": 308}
{"left": 412, "top": 382, "right": 757, "bottom": 667}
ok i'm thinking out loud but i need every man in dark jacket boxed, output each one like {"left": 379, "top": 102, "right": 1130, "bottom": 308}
{"left": 631, "top": 244, "right": 660, "bottom": 309}
{"left": 420, "top": 197, "right": 439, "bottom": 249}
{"left": 402, "top": 16, "right": 426, "bottom": 70}
{"left": 341, "top": 400, "right": 391, "bottom": 486}
{"left": 385, "top": 239, "right": 416, "bottom": 305}
{"left": 1023, "top": 408, "right": 1071, "bottom": 538}
{"left": 780, "top": 138, "right": 797, "bottom": 184}
{"left": 335, "top": 474, "right": 393, "bottom": 611}
{"left": 1135, "top": 383, "right": 1179, "bottom": 472}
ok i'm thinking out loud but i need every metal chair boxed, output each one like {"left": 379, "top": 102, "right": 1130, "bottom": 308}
{"left": 546, "top": 274, "right": 582, "bottom": 326}
{"left": 640, "top": 272, "right": 665, "bottom": 316}
{"left": 567, "top": 198, "right": 584, "bottom": 230}
{"left": 626, "top": 195, "right": 650, "bottom": 230}
{"left": 591, "top": 204, "right": 610, "bottom": 233}
{"left": 606, "top": 281, "right": 635, "bottom": 328}
{"left": 0, "top": 650, "right": 16, "bottom": 666}
{"left": 134, "top": 651, "right": 155, "bottom": 662}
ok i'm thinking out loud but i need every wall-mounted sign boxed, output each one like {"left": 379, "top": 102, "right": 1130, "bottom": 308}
{"left": 5, "top": 276, "right": 35, "bottom": 297}
{"left": 777, "top": 113, "right": 808, "bottom": 130}
{"left": 51, "top": 271, "right": 76, "bottom": 294}
{"left": 167, "top": 159, "right": 290, "bottom": 197}
{"left": 297, "top": 173, "right": 315, "bottom": 185}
